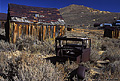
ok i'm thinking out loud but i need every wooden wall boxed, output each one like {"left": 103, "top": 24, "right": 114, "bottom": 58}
{"left": 9, "top": 22, "right": 65, "bottom": 43}
{"left": 104, "top": 28, "right": 119, "bottom": 38}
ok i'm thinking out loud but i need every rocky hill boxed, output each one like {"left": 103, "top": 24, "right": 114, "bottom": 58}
{"left": 59, "top": 4, "right": 120, "bottom": 27}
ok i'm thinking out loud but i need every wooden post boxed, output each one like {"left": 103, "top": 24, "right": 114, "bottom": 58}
{"left": 23, "top": 25, "right": 26, "bottom": 35}
{"left": 33, "top": 24, "right": 37, "bottom": 38}
{"left": 19, "top": 25, "right": 22, "bottom": 37}
{"left": 43, "top": 25, "right": 46, "bottom": 40}
{"left": 62, "top": 25, "right": 65, "bottom": 36}
{"left": 48, "top": 25, "right": 51, "bottom": 38}
{"left": 29, "top": 24, "right": 31, "bottom": 36}
{"left": 41, "top": 25, "right": 43, "bottom": 41}
{"left": 37, "top": 25, "right": 40, "bottom": 39}
{"left": 13, "top": 23, "right": 18, "bottom": 43}
{"left": 26, "top": 25, "right": 28, "bottom": 35}
{"left": 9, "top": 22, "right": 13, "bottom": 43}
{"left": 31, "top": 24, "right": 33, "bottom": 36}
{"left": 59, "top": 25, "right": 62, "bottom": 36}
{"left": 53, "top": 25, "right": 56, "bottom": 39}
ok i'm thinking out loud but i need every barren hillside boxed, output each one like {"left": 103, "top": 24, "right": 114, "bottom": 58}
{"left": 59, "top": 4, "right": 120, "bottom": 26}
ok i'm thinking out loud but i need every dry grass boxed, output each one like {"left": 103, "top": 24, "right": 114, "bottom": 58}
{"left": 66, "top": 30, "right": 120, "bottom": 80}
{"left": 0, "top": 51, "right": 64, "bottom": 81}
{"left": 0, "top": 29, "right": 120, "bottom": 81}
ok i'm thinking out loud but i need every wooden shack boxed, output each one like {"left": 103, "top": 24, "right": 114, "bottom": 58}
{"left": 0, "top": 13, "right": 7, "bottom": 29}
{"left": 6, "top": 3, "right": 66, "bottom": 43}
{"left": 104, "top": 26, "right": 119, "bottom": 38}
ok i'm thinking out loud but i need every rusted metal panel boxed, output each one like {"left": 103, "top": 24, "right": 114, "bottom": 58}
{"left": 82, "top": 48, "right": 90, "bottom": 62}
{"left": 8, "top": 4, "right": 65, "bottom": 25}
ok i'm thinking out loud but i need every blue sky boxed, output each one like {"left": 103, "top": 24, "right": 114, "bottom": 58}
{"left": 0, "top": 0, "right": 120, "bottom": 13}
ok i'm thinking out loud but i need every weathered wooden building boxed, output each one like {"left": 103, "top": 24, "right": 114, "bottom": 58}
{"left": 0, "top": 13, "right": 7, "bottom": 29}
{"left": 104, "top": 26, "right": 119, "bottom": 38}
{"left": 6, "top": 3, "right": 66, "bottom": 43}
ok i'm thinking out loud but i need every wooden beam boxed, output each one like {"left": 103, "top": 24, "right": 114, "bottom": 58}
{"left": 29, "top": 24, "right": 31, "bottom": 36}
{"left": 48, "top": 25, "right": 51, "bottom": 38}
{"left": 9, "top": 22, "right": 13, "bottom": 43}
{"left": 43, "top": 25, "right": 46, "bottom": 40}
{"left": 19, "top": 25, "right": 22, "bottom": 37}
{"left": 13, "top": 23, "right": 18, "bottom": 43}
{"left": 59, "top": 25, "right": 62, "bottom": 36}
{"left": 31, "top": 24, "right": 33, "bottom": 36}
{"left": 26, "top": 25, "right": 28, "bottom": 35}
{"left": 23, "top": 25, "right": 26, "bottom": 35}
{"left": 41, "top": 25, "right": 43, "bottom": 41}
{"left": 53, "top": 25, "right": 56, "bottom": 39}
{"left": 62, "top": 25, "right": 65, "bottom": 36}
{"left": 37, "top": 25, "right": 40, "bottom": 39}
{"left": 33, "top": 25, "right": 37, "bottom": 38}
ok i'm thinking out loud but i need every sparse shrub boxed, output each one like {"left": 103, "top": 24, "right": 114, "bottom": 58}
{"left": 16, "top": 36, "right": 55, "bottom": 54}
{"left": 0, "top": 40, "right": 16, "bottom": 52}
{"left": 0, "top": 51, "right": 63, "bottom": 81}
{"left": 90, "top": 49, "right": 100, "bottom": 62}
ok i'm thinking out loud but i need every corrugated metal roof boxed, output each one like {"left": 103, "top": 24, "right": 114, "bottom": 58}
{"left": 8, "top": 3, "right": 65, "bottom": 25}
{"left": 0, "top": 13, "right": 7, "bottom": 21}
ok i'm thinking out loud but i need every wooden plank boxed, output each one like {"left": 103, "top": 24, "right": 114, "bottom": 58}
{"left": 53, "top": 25, "right": 56, "bottom": 39}
{"left": 26, "top": 25, "right": 28, "bottom": 35}
{"left": 13, "top": 23, "right": 18, "bottom": 43}
{"left": 45, "top": 25, "right": 49, "bottom": 39}
{"left": 43, "top": 25, "right": 46, "bottom": 40}
{"left": 29, "top": 24, "right": 31, "bottom": 36}
{"left": 48, "top": 25, "right": 51, "bottom": 38}
{"left": 62, "top": 25, "right": 65, "bottom": 36}
{"left": 19, "top": 25, "right": 22, "bottom": 37}
{"left": 37, "top": 25, "right": 40, "bottom": 39}
{"left": 59, "top": 25, "right": 62, "bottom": 36}
{"left": 31, "top": 24, "right": 33, "bottom": 36}
{"left": 23, "top": 25, "right": 26, "bottom": 35}
{"left": 41, "top": 25, "right": 43, "bottom": 41}
{"left": 33, "top": 25, "right": 37, "bottom": 38}
{"left": 9, "top": 22, "right": 12, "bottom": 43}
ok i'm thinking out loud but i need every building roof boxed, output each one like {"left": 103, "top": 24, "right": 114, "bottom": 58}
{"left": 0, "top": 13, "right": 7, "bottom": 21}
{"left": 8, "top": 3, "right": 65, "bottom": 25}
